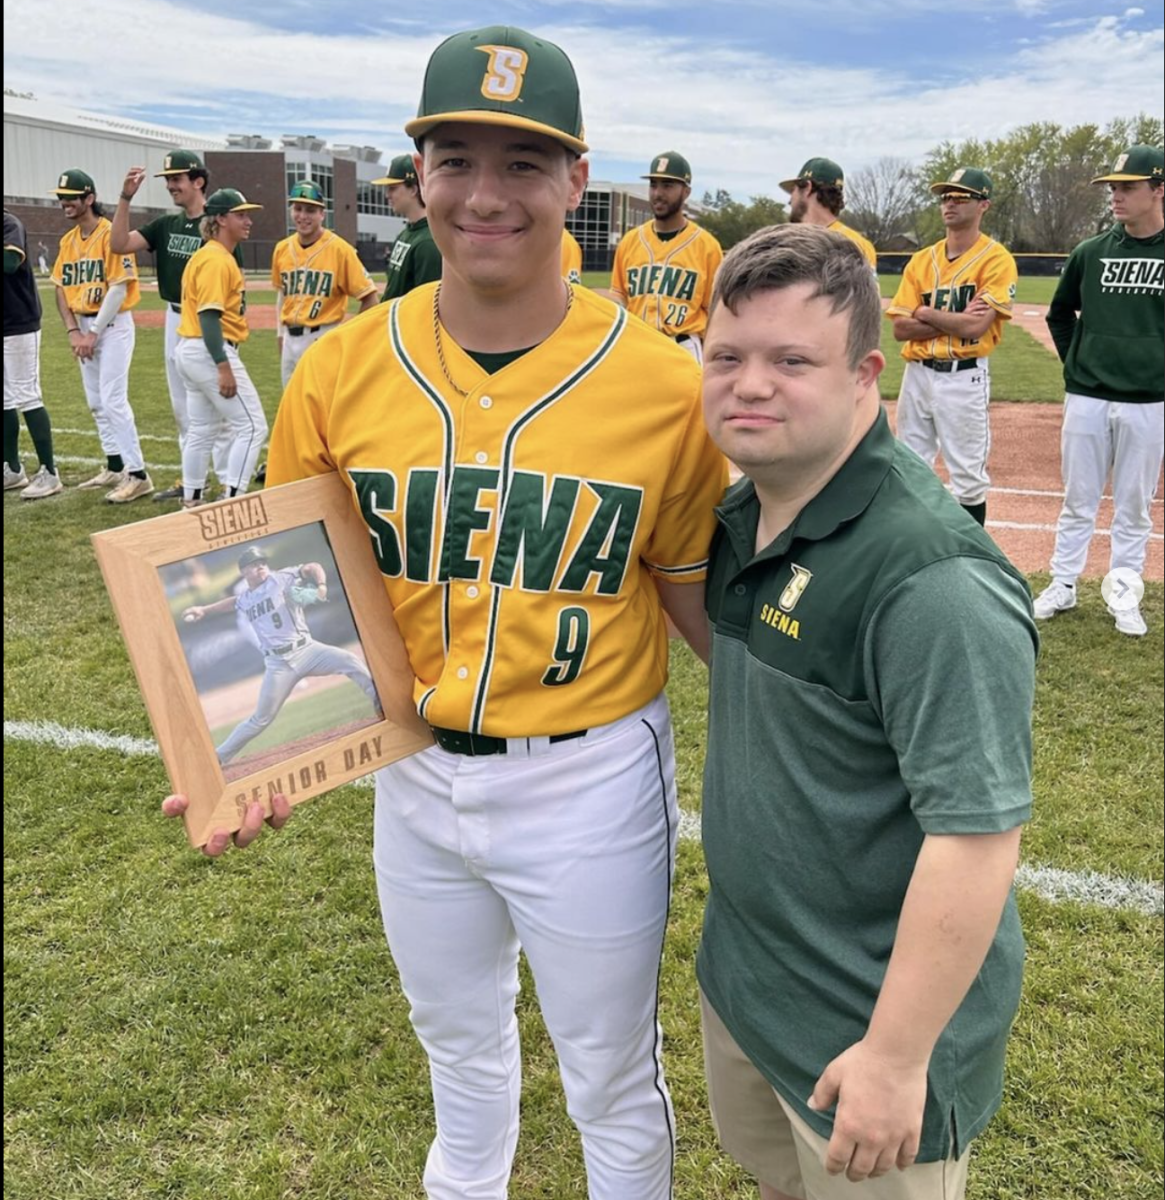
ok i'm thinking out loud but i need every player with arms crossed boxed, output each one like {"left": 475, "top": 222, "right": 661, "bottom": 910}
{"left": 886, "top": 167, "right": 1017, "bottom": 527}
{"left": 174, "top": 188, "right": 267, "bottom": 506}
{"left": 112, "top": 150, "right": 235, "bottom": 502}
{"left": 183, "top": 545, "right": 380, "bottom": 766}
{"left": 272, "top": 180, "right": 378, "bottom": 387}
{"left": 51, "top": 168, "right": 153, "bottom": 503}
{"left": 166, "top": 24, "right": 726, "bottom": 1200}
{"left": 611, "top": 151, "right": 723, "bottom": 362}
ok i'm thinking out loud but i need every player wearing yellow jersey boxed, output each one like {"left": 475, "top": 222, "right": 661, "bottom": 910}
{"left": 51, "top": 168, "right": 153, "bottom": 503}
{"left": 780, "top": 156, "right": 877, "bottom": 270}
{"left": 174, "top": 189, "right": 268, "bottom": 506}
{"left": 271, "top": 180, "right": 378, "bottom": 387}
{"left": 561, "top": 226, "right": 583, "bottom": 282}
{"left": 887, "top": 168, "right": 1017, "bottom": 526}
{"left": 611, "top": 151, "right": 723, "bottom": 362}
{"left": 165, "top": 25, "right": 725, "bottom": 1200}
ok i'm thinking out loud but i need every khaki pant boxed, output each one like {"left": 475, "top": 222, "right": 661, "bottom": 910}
{"left": 700, "top": 990, "right": 970, "bottom": 1199}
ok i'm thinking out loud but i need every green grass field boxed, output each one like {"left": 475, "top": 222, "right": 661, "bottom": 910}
{"left": 5, "top": 308, "right": 1162, "bottom": 1198}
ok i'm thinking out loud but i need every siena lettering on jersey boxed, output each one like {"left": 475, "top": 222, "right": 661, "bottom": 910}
{"left": 348, "top": 466, "right": 644, "bottom": 596}
{"left": 1099, "top": 258, "right": 1164, "bottom": 293}
{"left": 624, "top": 264, "right": 699, "bottom": 301}
{"left": 60, "top": 260, "right": 106, "bottom": 286}
{"left": 921, "top": 283, "right": 977, "bottom": 312}
{"left": 279, "top": 268, "right": 336, "bottom": 298}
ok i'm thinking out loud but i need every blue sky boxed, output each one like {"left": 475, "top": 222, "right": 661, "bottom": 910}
{"left": 4, "top": 0, "right": 1162, "bottom": 199}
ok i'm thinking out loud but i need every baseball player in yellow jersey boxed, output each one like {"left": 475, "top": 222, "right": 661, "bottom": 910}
{"left": 780, "top": 156, "right": 877, "bottom": 270}
{"left": 271, "top": 180, "right": 378, "bottom": 387}
{"left": 561, "top": 226, "right": 583, "bottom": 282}
{"left": 164, "top": 24, "right": 725, "bottom": 1200}
{"left": 51, "top": 169, "right": 153, "bottom": 503}
{"left": 611, "top": 151, "right": 724, "bottom": 363}
{"left": 887, "top": 168, "right": 1018, "bottom": 526}
{"left": 175, "top": 189, "right": 268, "bottom": 506}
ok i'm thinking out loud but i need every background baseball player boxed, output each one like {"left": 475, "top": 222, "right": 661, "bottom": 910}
{"left": 51, "top": 168, "right": 153, "bottom": 503}
{"left": 610, "top": 151, "right": 724, "bottom": 363}
{"left": 561, "top": 226, "right": 583, "bottom": 282}
{"left": 886, "top": 167, "right": 1018, "bottom": 526}
{"left": 174, "top": 188, "right": 267, "bottom": 505}
{"left": 4, "top": 207, "right": 63, "bottom": 499}
{"left": 272, "top": 180, "right": 378, "bottom": 387}
{"left": 1033, "top": 143, "right": 1165, "bottom": 637}
{"left": 112, "top": 150, "right": 236, "bottom": 502}
{"left": 780, "top": 156, "right": 877, "bottom": 270}
{"left": 166, "top": 24, "right": 726, "bottom": 1200}
{"left": 183, "top": 546, "right": 380, "bottom": 766}
{"left": 374, "top": 154, "right": 443, "bottom": 301}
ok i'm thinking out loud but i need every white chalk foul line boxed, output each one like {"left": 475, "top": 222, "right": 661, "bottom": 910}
{"left": 6, "top": 720, "right": 1162, "bottom": 918}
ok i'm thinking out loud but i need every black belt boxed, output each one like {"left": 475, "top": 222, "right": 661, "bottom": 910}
{"left": 269, "top": 637, "right": 308, "bottom": 655}
{"left": 225, "top": 339, "right": 239, "bottom": 349}
{"left": 285, "top": 325, "right": 324, "bottom": 337}
{"left": 918, "top": 357, "right": 978, "bottom": 373}
{"left": 429, "top": 725, "right": 587, "bottom": 756}
{"left": 675, "top": 333, "right": 696, "bottom": 344}
{"left": 169, "top": 303, "right": 182, "bottom": 314}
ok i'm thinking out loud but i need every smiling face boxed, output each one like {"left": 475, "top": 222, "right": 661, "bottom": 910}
{"left": 702, "top": 283, "right": 883, "bottom": 493}
{"left": 165, "top": 172, "right": 203, "bottom": 211}
{"left": 57, "top": 193, "right": 93, "bottom": 223}
{"left": 290, "top": 201, "right": 325, "bottom": 242}
{"left": 419, "top": 122, "right": 587, "bottom": 298}
{"left": 223, "top": 210, "right": 255, "bottom": 241}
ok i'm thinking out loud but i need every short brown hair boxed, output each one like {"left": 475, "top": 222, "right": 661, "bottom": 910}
{"left": 711, "top": 224, "right": 881, "bottom": 368}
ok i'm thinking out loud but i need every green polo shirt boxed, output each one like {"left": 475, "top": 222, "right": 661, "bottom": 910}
{"left": 697, "top": 410, "right": 1037, "bottom": 1162}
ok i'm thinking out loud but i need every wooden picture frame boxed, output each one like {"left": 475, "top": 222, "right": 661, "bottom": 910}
{"left": 92, "top": 474, "right": 432, "bottom": 847}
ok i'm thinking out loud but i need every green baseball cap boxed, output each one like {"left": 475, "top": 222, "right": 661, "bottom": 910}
{"left": 404, "top": 25, "right": 589, "bottom": 154}
{"left": 371, "top": 154, "right": 419, "bottom": 187}
{"left": 642, "top": 151, "right": 692, "bottom": 185}
{"left": 53, "top": 168, "right": 95, "bottom": 197}
{"left": 1092, "top": 144, "right": 1164, "bottom": 184}
{"left": 155, "top": 149, "right": 206, "bottom": 177}
{"left": 779, "top": 157, "right": 844, "bottom": 194}
{"left": 204, "top": 188, "right": 263, "bottom": 216}
{"left": 288, "top": 180, "right": 326, "bottom": 206}
{"left": 930, "top": 167, "right": 994, "bottom": 199}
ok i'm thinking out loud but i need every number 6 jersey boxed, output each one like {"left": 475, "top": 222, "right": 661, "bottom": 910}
{"left": 266, "top": 282, "right": 727, "bottom": 737}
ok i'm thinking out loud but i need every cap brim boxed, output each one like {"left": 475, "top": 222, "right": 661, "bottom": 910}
{"left": 405, "top": 110, "right": 589, "bottom": 154}
{"left": 53, "top": 189, "right": 90, "bottom": 196}
{"left": 1091, "top": 172, "right": 1156, "bottom": 184}
{"left": 371, "top": 176, "right": 408, "bottom": 186}
{"left": 778, "top": 177, "right": 800, "bottom": 193}
{"left": 222, "top": 203, "right": 263, "bottom": 213}
{"left": 641, "top": 173, "right": 690, "bottom": 184}
{"left": 288, "top": 198, "right": 326, "bottom": 206}
{"left": 930, "top": 182, "right": 987, "bottom": 198}
{"left": 154, "top": 168, "right": 200, "bottom": 177}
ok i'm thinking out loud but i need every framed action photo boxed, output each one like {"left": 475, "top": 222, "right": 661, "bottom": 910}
{"left": 92, "top": 473, "right": 432, "bottom": 847}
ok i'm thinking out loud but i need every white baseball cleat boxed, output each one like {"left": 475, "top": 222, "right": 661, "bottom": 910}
{"left": 1110, "top": 604, "right": 1148, "bottom": 637}
{"left": 21, "top": 466, "right": 64, "bottom": 500}
{"left": 77, "top": 467, "right": 125, "bottom": 490}
{"left": 106, "top": 473, "right": 155, "bottom": 504}
{"left": 1032, "top": 581, "right": 1076, "bottom": 620}
{"left": 4, "top": 463, "right": 29, "bottom": 490}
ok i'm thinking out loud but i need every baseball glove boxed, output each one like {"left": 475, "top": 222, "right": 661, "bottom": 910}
{"left": 289, "top": 582, "right": 325, "bottom": 606}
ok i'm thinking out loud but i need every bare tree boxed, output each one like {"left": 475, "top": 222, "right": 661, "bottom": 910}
{"left": 843, "top": 157, "right": 920, "bottom": 248}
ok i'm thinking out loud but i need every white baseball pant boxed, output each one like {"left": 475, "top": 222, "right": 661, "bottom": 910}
{"left": 175, "top": 338, "right": 267, "bottom": 495}
{"left": 674, "top": 333, "right": 703, "bottom": 365}
{"left": 165, "top": 306, "right": 232, "bottom": 481}
{"left": 373, "top": 692, "right": 678, "bottom": 1200}
{"left": 280, "top": 322, "right": 339, "bottom": 388}
{"left": 76, "top": 312, "right": 145, "bottom": 472}
{"left": 4, "top": 331, "right": 44, "bottom": 412}
{"left": 1049, "top": 392, "right": 1165, "bottom": 584}
{"left": 895, "top": 359, "right": 992, "bottom": 505}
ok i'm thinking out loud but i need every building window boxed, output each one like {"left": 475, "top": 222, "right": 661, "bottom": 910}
{"left": 357, "top": 180, "right": 392, "bottom": 217}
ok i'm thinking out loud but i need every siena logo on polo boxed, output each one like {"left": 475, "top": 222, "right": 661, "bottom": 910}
{"left": 1099, "top": 258, "right": 1163, "bottom": 293}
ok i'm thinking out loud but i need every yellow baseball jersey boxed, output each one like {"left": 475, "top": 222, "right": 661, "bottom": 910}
{"left": 51, "top": 218, "right": 139, "bottom": 314}
{"left": 561, "top": 229, "right": 583, "bottom": 284}
{"left": 177, "top": 240, "right": 250, "bottom": 345}
{"left": 888, "top": 233, "right": 1017, "bottom": 361}
{"left": 828, "top": 219, "right": 877, "bottom": 270}
{"left": 267, "top": 283, "right": 727, "bottom": 737}
{"left": 611, "top": 221, "right": 723, "bottom": 339}
{"left": 270, "top": 229, "right": 378, "bottom": 328}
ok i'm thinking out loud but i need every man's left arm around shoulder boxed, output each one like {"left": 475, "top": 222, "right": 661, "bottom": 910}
{"left": 808, "top": 828, "right": 1022, "bottom": 1182}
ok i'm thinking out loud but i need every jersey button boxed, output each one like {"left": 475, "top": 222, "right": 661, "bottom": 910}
{"left": 480, "top": 395, "right": 493, "bottom": 409}
{"left": 466, "top": 586, "right": 480, "bottom": 599}
{"left": 474, "top": 451, "right": 488, "bottom": 465}
{"left": 456, "top": 666, "right": 469, "bottom": 680}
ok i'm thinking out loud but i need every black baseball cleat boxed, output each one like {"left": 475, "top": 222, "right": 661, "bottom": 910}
{"left": 253, "top": 462, "right": 267, "bottom": 485}
{"left": 153, "top": 482, "right": 184, "bottom": 502}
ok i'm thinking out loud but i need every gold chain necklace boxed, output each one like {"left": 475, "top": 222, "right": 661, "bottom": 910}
{"left": 432, "top": 281, "right": 575, "bottom": 398}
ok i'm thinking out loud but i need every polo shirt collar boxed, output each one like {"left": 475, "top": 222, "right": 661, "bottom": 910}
{"left": 715, "top": 408, "right": 896, "bottom": 563}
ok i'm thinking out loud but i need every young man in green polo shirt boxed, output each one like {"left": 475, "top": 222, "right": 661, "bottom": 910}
{"left": 698, "top": 223, "right": 1037, "bottom": 1199}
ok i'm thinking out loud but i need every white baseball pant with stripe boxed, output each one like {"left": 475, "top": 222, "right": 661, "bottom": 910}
{"left": 77, "top": 312, "right": 145, "bottom": 472}
{"left": 165, "top": 306, "right": 232, "bottom": 481}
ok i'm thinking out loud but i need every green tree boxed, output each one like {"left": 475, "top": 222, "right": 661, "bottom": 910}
{"left": 698, "top": 194, "right": 787, "bottom": 249}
